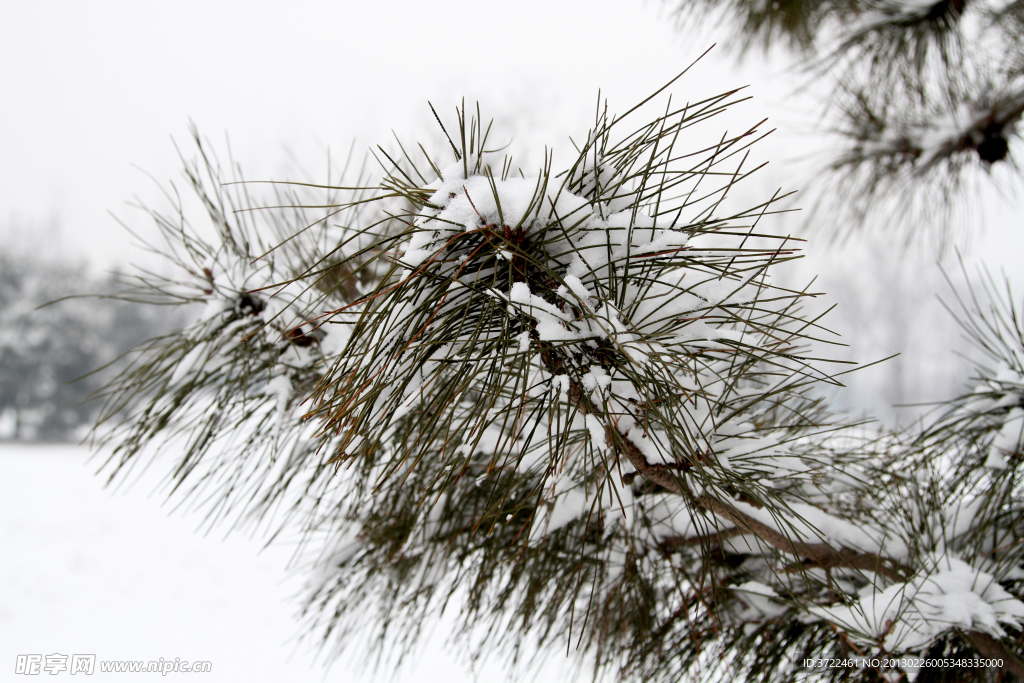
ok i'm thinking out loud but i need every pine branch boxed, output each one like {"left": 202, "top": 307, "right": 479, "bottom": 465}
{"left": 95, "top": 81, "right": 1024, "bottom": 683}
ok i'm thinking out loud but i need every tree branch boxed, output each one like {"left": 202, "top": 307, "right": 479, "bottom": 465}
{"left": 615, "top": 419, "right": 1024, "bottom": 681}
{"left": 611, "top": 425, "right": 905, "bottom": 582}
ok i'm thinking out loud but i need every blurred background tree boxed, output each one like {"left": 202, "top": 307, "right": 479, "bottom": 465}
{"left": 670, "top": 0, "right": 1023, "bottom": 244}
{"left": 0, "top": 242, "right": 179, "bottom": 441}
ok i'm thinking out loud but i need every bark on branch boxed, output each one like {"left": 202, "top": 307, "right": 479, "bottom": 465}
{"left": 612, "top": 429, "right": 905, "bottom": 582}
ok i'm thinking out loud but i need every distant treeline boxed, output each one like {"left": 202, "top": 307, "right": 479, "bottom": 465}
{"left": 0, "top": 249, "right": 182, "bottom": 441}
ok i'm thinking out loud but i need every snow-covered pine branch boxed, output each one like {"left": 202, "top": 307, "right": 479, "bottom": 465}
{"left": 837, "top": 86, "right": 1024, "bottom": 170}
{"left": 96, "top": 83, "right": 1023, "bottom": 682}
{"left": 667, "top": 0, "right": 1024, "bottom": 242}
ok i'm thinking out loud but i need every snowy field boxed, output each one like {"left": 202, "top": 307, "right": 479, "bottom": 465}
{"left": 0, "top": 443, "right": 565, "bottom": 682}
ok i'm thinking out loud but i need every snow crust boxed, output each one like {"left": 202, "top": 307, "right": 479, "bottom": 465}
{"left": 808, "top": 556, "right": 1024, "bottom": 657}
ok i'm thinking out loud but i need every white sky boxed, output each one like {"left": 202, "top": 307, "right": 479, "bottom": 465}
{"left": 2, "top": 0, "right": 1018, "bottom": 273}
{"left": 1, "top": 0, "right": 788, "bottom": 270}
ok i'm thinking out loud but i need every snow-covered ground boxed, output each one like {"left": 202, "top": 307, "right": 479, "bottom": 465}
{"left": 0, "top": 443, "right": 564, "bottom": 682}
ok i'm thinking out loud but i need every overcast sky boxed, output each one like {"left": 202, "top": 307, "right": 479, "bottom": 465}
{"left": 5, "top": 1, "right": 1016, "bottom": 267}
{"left": 3, "top": 1, "right": 1018, "bottom": 266}
{"left": 2, "top": 0, "right": 797, "bottom": 271}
